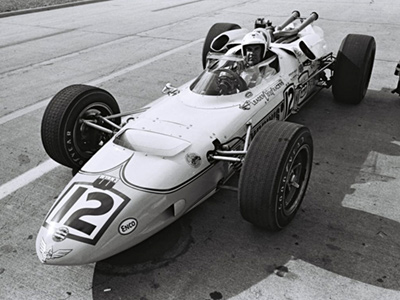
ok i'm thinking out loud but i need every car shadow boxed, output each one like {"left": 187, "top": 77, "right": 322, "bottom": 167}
{"left": 92, "top": 88, "right": 400, "bottom": 299}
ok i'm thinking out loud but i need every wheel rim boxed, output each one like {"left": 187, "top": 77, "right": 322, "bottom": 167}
{"left": 72, "top": 102, "right": 114, "bottom": 159}
{"left": 282, "top": 144, "right": 311, "bottom": 216}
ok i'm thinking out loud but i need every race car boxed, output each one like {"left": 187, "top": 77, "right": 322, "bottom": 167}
{"left": 36, "top": 11, "right": 376, "bottom": 265}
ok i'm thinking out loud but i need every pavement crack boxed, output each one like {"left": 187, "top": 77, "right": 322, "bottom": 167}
{"left": 0, "top": 28, "right": 77, "bottom": 49}
{"left": 152, "top": 0, "right": 204, "bottom": 12}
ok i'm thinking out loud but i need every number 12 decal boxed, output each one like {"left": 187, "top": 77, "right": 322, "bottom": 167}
{"left": 44, "top": 182, "right": 130, "bottom": 245}
{"left": 284, "top": 84, "right": 296, "bottom": 117}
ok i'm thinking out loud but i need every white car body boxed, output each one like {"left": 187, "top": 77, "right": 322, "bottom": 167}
{"left": 37, "top": 14, "right": 331, "bottom": 265}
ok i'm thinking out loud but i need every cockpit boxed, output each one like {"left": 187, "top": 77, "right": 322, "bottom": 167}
{"left": 190, "top": 53, "right": 248, "bottom": 96}
{"left": 190, "top": 52, "right": 278, "bottom": 96}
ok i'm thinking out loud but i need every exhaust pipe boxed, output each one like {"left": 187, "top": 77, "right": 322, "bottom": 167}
{"left": 274, "top": 12, "right": 319, "bottom": 39}
{"left": 295, "top": 12, "right": 319, "bottom": 33}
{"left": 276, "top": 10, "right": 300, "bottom": 31}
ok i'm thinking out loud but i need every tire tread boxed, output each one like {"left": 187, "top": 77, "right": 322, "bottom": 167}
{"left": 239, "top": 121, "right": 312, "bottom": 230}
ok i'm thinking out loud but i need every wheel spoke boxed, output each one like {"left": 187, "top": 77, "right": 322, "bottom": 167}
{"left": 289, "top": 162, "right": 302, "bottom": 189}
{"left": 291, "top": 181, "right": 300, "bottom": 189}
{"left": 284, "top": 157, "right": 306, "bottom": 211}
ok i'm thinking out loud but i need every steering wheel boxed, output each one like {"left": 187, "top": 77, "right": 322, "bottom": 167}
{"left": 215, "top": 69, "right": 248, "bottom": 95}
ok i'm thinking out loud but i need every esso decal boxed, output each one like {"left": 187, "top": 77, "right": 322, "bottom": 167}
{"left": 118, "top": 218, "right": 138, "bottom": 235}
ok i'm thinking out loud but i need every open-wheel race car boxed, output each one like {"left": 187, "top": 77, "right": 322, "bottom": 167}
{"left": 36, "top": 11, "right": 376, "bottom": 265}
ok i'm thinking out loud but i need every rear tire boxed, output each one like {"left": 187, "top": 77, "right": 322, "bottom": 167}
{"left": 239, "top": 121, "right": 313, "bottom": 231}
{"left": 202, "top": 23, "right": 241, "bottom": 69}
{"left": 332, "top": 34, "right": 376, "bottom": 104}
{"left": 41, "top": 84, "right": 120, "bottom": 170}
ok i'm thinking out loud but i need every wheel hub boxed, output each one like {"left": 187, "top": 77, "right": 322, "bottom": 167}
{"left": 289, "top": 171, "right": 300, "bottom": 189}
{"left": 73, "top": 103, "right": 114, "bottom": 158}
{"left": 283, "top": 148, "right": 310, "bottom": 216}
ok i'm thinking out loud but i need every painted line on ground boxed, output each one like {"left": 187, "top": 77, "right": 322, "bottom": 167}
{"left": 0, "top": 100, "right": 51, "bottom": 125}
{"left": 0, "top": 29, "right": 76, "bottom": 49}
{"left": 88, "top": 38, "right": 203, "bottom": 86}
{"left": 0, "top": 38, "right": 203, "bottom": 126}
{"left": 0, "top": 38, "right": 203, "bottom": 199}
{"left": 341, "top": 144, "right": 400, "bottom": 224}
{"left": 0, "top": 159, "right": 59, "bottom": 200}
{"left": 0, "top": 35, "right": 139, "bottom": 76}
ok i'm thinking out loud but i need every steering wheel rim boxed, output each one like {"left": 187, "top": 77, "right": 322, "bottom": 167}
{"left": 215, "top": 68, "right": 248, "bottom": 95}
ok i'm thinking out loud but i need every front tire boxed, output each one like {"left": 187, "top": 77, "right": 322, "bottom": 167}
{"left": 332, "top": 34, "right": 376, "bottom": 104}
{"left": 41, "top": 84, "right": 121, "bottom": 170}
{"left": 239, "top": 121, "right": 313, "bottom": 231}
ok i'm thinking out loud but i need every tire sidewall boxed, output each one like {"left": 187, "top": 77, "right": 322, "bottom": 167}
{"left": 55, "top": 89, "right": 119, "bottom": 169}
{"left": 239, "top": 121, "right": 313, "bottom": 231}
{"left": 359, "top": 40, "right": 375, "bottom": 99}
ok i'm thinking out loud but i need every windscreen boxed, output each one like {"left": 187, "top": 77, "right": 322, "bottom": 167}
{"left": 190, "top": 53, "right": 248, "bottom": 96}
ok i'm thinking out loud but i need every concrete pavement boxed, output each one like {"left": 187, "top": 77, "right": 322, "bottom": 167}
{"left": 0, "top": 0, "right": 399, "bottom": 299}
{"left": 0, "top": 0, "right": 109, "bottom": 18}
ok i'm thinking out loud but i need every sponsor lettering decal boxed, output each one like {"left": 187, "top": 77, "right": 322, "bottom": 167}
{"left": 250, "top": 80, "right": 285, "bottom": 107}
{"left": 250, "top": 100, "right": 286, "bottom": 138}
{"left": 43, "top": 176, "right": 130, "bottom": 245}
{"left": 39, "top": 238, "right": 72, "bottom": 263}
{"left": 288, "top": 70, "right": 297, "bottom": 80}
{"left": 298, "top": 71, "right": 310, "bottom": 104}
{"left": 118, "top": 218, "right": 138, "bottom": 235}
{"left": 298, "top": 64, "right": 304, "bottom": 74}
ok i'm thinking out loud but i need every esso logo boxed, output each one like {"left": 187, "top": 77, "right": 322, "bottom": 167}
{"left": 118, "top": 218, "right": 138, "bottom": 235}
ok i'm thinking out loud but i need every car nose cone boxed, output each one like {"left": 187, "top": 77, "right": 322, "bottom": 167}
{"left": 36, "top": 228, "right": 74, "bottom": 265}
